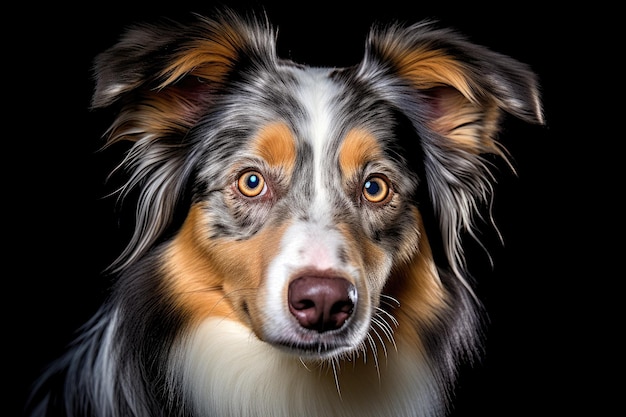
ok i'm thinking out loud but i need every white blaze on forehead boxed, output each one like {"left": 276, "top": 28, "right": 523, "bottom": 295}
{"left": 292, "top": 68, "right": 337, "bottom": 219}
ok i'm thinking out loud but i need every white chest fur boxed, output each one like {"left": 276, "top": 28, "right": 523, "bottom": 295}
{"left": 170, "top": 318, "right": 442, "bottom": 417}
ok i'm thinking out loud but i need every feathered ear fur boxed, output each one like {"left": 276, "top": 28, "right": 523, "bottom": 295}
{"left": 357, "top": 21, "right": 544, "bottom": 286}
{"left": 90, "top": 12, "right": 277, "bottom": 271}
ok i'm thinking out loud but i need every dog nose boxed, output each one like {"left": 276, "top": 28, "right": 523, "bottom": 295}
{"left": 288, "top": 276, "right": 355, "bottom": 332}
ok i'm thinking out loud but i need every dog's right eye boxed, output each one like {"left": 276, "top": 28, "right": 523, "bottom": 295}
{"left": 362, "top": 175, "right": 391, "bottom": 204}
{"left": 237, "top": 171, "right": 267, "bottom": 197}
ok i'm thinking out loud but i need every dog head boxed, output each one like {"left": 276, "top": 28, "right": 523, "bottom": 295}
{"left": 92, "top": 10, "right": 543, "bottom": 362}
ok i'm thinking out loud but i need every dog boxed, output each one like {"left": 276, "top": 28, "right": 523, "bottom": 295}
{"left": 26, "top": 8, "right": 543, "bottom": 417}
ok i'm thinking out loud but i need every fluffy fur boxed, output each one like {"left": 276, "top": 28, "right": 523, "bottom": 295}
{"left": 27, "top": 9, "right": 543, "bottom": 417}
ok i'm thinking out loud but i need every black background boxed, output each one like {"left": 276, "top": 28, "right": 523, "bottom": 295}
{"left": 10, "top": 2, "right": 600, "bottom": 416}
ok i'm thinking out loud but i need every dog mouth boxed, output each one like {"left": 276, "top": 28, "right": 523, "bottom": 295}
{"left": 273, "top": 337, "right": 354, "bottom": 357}
{"left": 268, "top": 320, "right": 364, "bottom": 359}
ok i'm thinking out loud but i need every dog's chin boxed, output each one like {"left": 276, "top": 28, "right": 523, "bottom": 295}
{"left": 261, "top": 317, "right": 371, "bottom": 361}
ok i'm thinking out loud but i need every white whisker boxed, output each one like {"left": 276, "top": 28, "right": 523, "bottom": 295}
{"left": 298, "top": 357, "right": 312, "bottom": 372}
{"left": 331, "top": 358, "right": 342, "bottom": 399}
{"left": 373, "top": 310, "right": 398, "bottom": 350}
{"left": 377, "top": 307, "right": 399, "bottom": 327}
{"left": 365, "top": 333, "right": 381, "bottom": 381}
{"left": 370, "top": 319, "right": 390, "bottom": 359}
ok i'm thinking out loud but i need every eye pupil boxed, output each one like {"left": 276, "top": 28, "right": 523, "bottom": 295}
{"left": 364, "top": 180, "right": 379, "bottom": 195}
{"left": 247, "top": 174, "right": 259, "bottom": 189}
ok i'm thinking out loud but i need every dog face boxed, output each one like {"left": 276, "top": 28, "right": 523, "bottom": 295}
{"left": 92, "top": 9, "right": 542, "bottom": 371}
{"left": 166, "top": 106, "right": 426, "bottom": 359}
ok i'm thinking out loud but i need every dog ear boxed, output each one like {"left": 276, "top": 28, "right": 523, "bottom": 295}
{"left": 359, "top": 21, "right": 544, "bottom": 283}
{"left": 90, "top": 12, "right": 278, "bottom": 271}
{"left": 91, "top": 12, "right": 276, "bottom": 138}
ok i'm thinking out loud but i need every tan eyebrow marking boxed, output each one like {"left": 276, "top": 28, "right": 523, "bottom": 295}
{"left": 251, "top": 122, "right": 297, "bottom": 176}
{"left": 338, "top": 128, "right": 382, "bottom": 179}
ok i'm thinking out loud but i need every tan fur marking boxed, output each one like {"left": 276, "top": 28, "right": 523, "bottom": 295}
{"left": 251, "top": 122, "right": 297, "bottom": 175}
{"left": 164, "top": 205, "right": 234, "bottom": 322}
{"left": 385, "top": 208, "right": 446, "bottom": 345}
{"left": 165, "top": 204, "right": 288, "bottom": 329}
{"left": 391, "top": 49, "right": 505, "bottom": 156}
{"left": 159, "top": 26, "right": 243, "bottom": 87}
{"left": 394, "top": 49, "right": 476, "bottom": 103}
{"left": 339, "top": 129, "right": 382, "bottom": 179}
{"left": 107, "top": 88, "right": 202, "bottom": 145}
{"left": 427, "top": 88, "right": 502, "bottom": 155}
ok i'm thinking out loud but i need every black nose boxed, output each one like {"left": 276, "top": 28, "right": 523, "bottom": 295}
{"left": 288, "top": 276, "right": 355, "bottom": 332}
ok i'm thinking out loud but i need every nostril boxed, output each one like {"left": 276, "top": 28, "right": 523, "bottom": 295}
{"left": 288, "top": 276, "right": 355, "bottom": 333}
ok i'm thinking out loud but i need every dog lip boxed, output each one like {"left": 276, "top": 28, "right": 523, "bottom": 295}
{"left": 273, "top": 339, "right": 352, "bottom": 356}
{"left": 266, "top": 323, "right": 359, "bottom": 357}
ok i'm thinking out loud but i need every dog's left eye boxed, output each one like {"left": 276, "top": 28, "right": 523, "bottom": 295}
{"left": 362, "top": 175, "right": 391, "bottom": 203}
{"left": 237, "top": 171, "right": 267, "bottom": 197}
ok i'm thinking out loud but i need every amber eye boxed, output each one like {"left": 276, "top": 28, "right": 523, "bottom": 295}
{"left": 362, "top": 175, "right": 390, "bottom": 203}
{"left": 237, "top": 171, "right": 267, "bottom": 197}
